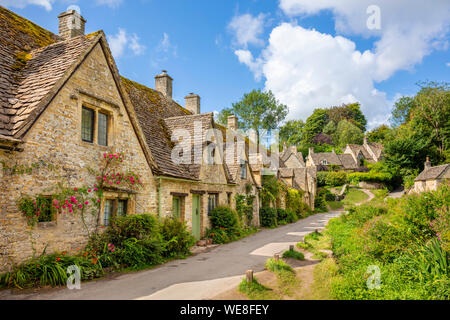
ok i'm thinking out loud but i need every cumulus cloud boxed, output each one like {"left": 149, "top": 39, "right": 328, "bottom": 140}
{"left": 228, "top": 13, "right": 266, "bottom": 48}
{"left": 234, "top": 1, "right": 450, "bottom": 128}
{"left": 0, "top": 0, "right": 54, "bottom": 11}
{"left": 108, "top": 28, "right": 146, "bottom": 58}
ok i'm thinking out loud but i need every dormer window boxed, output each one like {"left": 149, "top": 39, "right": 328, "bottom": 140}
{"left": 320, "top": 159, "right": 329, "bottom": 165}
{"left": 240, "top": 162, "right": 247, "bottom": 179}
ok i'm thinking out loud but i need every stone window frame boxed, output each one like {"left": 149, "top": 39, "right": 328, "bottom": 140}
{"left": 100, "top": 192, "right": 135, "bottom": 227}
{"left": 78, "top": 91, "right": 119, "bottom": 148}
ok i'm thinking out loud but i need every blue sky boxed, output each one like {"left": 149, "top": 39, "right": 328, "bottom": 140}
{"left": 2, "top": 0, "right": 449, "bottom": 128}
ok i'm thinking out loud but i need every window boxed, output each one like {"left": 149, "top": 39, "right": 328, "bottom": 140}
{"left": 36, "top": 196, "right": 55, "bottom": 223}
{"left": 207, "top": 194, "right": 218, "bottom": 216}
{"left": 240, "top": 162, "right": 247, "bottom": 179}
{"left": 227, "top": 192, "right": 232, "bottom": 205}
{"left": 98, "top": 112, "right": 109, "bottom": 146}
{"left": 103, "top": 199, "right": 114, "bottom": 226}
{"left": 117, "top": 200, "right": 128, "bottom": 217}
{"left": 81, "top": 107, "right": 94, "bottom": 142}
{"left": 320, "top": 159, "right": 329, "bottom": 165}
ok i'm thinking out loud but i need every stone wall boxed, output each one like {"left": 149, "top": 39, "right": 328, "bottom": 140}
{"left": 0, "top": 43, "right": 156, "bottom": 272}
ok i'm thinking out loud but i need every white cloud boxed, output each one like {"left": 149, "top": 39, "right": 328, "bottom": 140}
{"left": 228, "top": 13, "right": 266, "bottom": 48}
{"left": 95, "top": 0, "right": 123, "bottom": 8}
{"left": 108, "top": 28, "right": 145, "bottom": 58}
{"left": 447, "top": 62, "right": 450, "bottom": 67}
{"left": 129, "top": 34, "right": 146, "bottom": 55}
{"left": 157, "top": 33, "right": 177, "bottom": 56}
{"left": 0, "top": 0, "right": 54, "bottom": 11}
{"left": 234, "top": 1, "right": 450, "bottom": 129}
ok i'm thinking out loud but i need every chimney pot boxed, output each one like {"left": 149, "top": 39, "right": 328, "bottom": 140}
{"left": 227, "top": 115, "right": 238, "bottom": 131}
{"left": 185, "top": 93, "right": 200, "bottom": 114}
{"left": 155, "top": 70, "right": 173, "bottom": 98}
{"left": 425, "top": 156, "right": 432, "bottom": 170}
{"left": 58, "top": 10, "right": 86, "bottom": 40}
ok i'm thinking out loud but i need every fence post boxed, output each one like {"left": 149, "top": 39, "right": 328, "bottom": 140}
{"left": 246, "top": 270, "right": 253, "bottom": 283}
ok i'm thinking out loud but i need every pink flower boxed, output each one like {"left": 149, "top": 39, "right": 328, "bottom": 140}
{"left": 116, "top": 181, "right": 121, "bottom": 184}
{"left": 88, "top": 189, "right": 92, "bottom": 192}
{"left": 94, "top": 188, "right": 98, "bottom": 191}
{"left": 69, "top": 209, "right": 73, "bottom": 213}
{"left": 97, "top": 199, "right": 101, "bottom": 203}
{"left": 78, "top": 205, "right": 83, "bottom": 209}
{"left": 85, "top": 201, "right": 89, "bottom": 205}
{"left": 68, "top": 203, "right": 72, "bottom": 208}
{"left": 74, "top": 188, "right": 78, "bottom": 192}
{"left": 70, "top": 196, "right": 76, "bottom": 203}
{"left": 33, "top": 201, "right": 36, "bottom": 205}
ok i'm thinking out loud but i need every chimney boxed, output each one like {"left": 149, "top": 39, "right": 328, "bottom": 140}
{"left": 425, "top": 156, "right": 431, "bottom": 170}
{"left": 185, "top": 93, "right": 200, "bottom": 114}
{"left": 363, "top": 136, "right": 368, "bottom": 145}
{"left": 332, "top": 149, "right": 336, "bottom": 154}
{"left": 58, "top": 10, "right": 86, "bottom": 40}
{"left": 309, "top": 148, "right": 314, "bottom": 155}
{"left": 227, "top": 115, "right": 238, "bottom": 131}
{"left": 155, "top": 70, "right": 173, "bottom": 98}
{"left": 289, "top": 146, "right": 297, "bottom": 154}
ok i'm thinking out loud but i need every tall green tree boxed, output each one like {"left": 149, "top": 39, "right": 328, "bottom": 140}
{"left": 391, "top": 96, "right": 414, "bottom": 127}
{"left": 304, "top": 108, "right": 329, "bottom": 143}
{"left": 334, "top": 119, "right": 364, "bottom": 147}
{"left": 367, "top": 124, "right": 392, "bottom": 143}
{"left": 217, "top": 89, "right": 288, "bottom": 143}
{"left": 279, "top": 120, "right": 305, "bottom": 147}
{"left": 326, "top": 103, "right": 367, "bottom": 131}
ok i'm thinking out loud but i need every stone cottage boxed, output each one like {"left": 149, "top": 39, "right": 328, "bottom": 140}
{"left": 0, "top": 7, "right": 157, "bottom": 271}
{"left": 412, "top": 157, "right": 449, "bottom": 193}
{"left": 0, "top": 7, "right": 261, "bottom": 271}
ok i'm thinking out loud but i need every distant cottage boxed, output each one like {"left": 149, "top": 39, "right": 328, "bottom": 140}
{"left": 412, "top": 157, "right": 449, "bottom": 193}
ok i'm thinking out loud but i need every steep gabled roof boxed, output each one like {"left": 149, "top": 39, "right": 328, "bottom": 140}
{"left": 310, "top": 152, "right": 342, "bottom": 166}
{"left": 347, "top": 144, "right": 374, "bottom": 161}
{"left": 366, "top": 141, "right": 383, "bottom": 159}
{"left": 415, "top": 164, "right": 449, "bottom": 181}
{"left": 281, "top": 148, "right": 305, "bottom": 167}
{"left": 0, "top": 6, "right": 98, "bottom": 139}
{"left": 337, "top": 153, "right": 358, "bottom": 170}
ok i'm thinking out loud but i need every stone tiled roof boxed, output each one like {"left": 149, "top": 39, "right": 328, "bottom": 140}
{"left": 366, "top": 142, "right": 383, "bottom": 159}
{"left": 281, "top": 148, "right": 305, "bottom": 167}
{"left": 279, "top": 168, "right": 294, "bottom": 178}
{"left": 0, "top": 6, "right": 96, "bottom": 139}
{"left": 310, "top": 152, "right": 342, "bottom": 166}
{"left": 121, "top": 77, "right": 200, "bottom": 180}
{"left": 337, "top": 153, "right": 358, "bottom": 170}
{"left": 293, "top": 167, "right": 316, "bottom": 191}
{"left": 347, "top": 144, "right": 373, "bottom": 161}
{"left": 415, "top": 164, "right": 449, "bottom": 181}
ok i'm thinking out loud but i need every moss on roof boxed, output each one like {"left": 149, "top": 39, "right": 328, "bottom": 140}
{"left": 0, "top": 6, "right": 58, "bottom": 49}
{"left": 121, "top": 76, "right": 191, "bottom": 115}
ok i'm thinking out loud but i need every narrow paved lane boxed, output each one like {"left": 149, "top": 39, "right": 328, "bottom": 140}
{"left": 0, "top": 211, "right": 341, "bottom": 300}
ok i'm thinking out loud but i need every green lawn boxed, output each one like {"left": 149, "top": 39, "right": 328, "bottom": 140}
{"left": 327, "top": 201, "right": 344, "bottom": 210}
{"left": 342, "top": 188, "right": 369, "bottom": 206}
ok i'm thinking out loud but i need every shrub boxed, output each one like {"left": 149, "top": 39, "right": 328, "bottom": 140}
{"left": 205, "top": 228, "right": 230, "bottom": 244}
{"left": 115, "top": 237, "right": 164, "bottom": 269}
{"left": 159, "top": 217, "right": 195, "bottom": 258}
{"left": 315, "top": 189, "right": 330, "bottom": 212}
{"left": 209, "top": 206, "right": 241, "bottom": 239}
{"left": 317, "top": 171, "right": 347, "bottom": 187}
{"left": 0, "top": 251, "right": 102, "bottom": 289}
{"left": 286, "top": 188, "right": 307, "bottom": 219}
{"left": 265, "top": 258, "right": 293, "bottom": 273}
{"left": 276, "top": 208, "right": 288, "bottom": 225}
{"left": 260, "top": 207, "right": 277, "bottom": 228}
{"left": 282, "top": 250, "right": 305, "bottom": 260}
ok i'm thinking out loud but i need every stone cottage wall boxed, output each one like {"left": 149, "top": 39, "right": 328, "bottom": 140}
{"left": 0, "top": 43, "right": 156, "bottom": 272}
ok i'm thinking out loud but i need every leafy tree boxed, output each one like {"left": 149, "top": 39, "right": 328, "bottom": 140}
{"left": 304, "top": 108, "right": 328, "bottom": 143}
{"left": 219, "top": 89, "right": 288, "bottom": 144}
{"left": 215, "top": 108, "right": 235, "bottom": 126}
{"left": 312, "top": 133, "right": 333, "bottom": 145}
{"left": 411, "top": 81, "right": 450, "bottom": 157}
{"left": 391, "top": 96, "right": 415, "bottom": 127}
{"left": 334, "top": 119, "right": 364, "bottom": 148}
{"left": 367, "top": 124, "right": 392, "bottom": 143}
{"left": 322, "top": 120, "right": 337, "bottom": 135}
{"left": 279, "top": 120, "right": 305, "bottom": 147}
{"left": 327, "top": 103, "right": 367, "bottom": 131}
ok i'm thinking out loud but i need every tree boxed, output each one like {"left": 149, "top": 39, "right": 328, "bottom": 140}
{"left": 279, "top": 120, "right": 305, "bottom": 147}
{"left": 304, "top": 108, "right": 328, "bottom": 143}
{"left": 326, "top": 103, "right": 367, "bottom": 131}
{"left": 391, "top": 96, "right": 414, "bottom": 127}
{"left": 412, "top": 81, "right": 450, "bottom": 157}
{"left": 334, "top": 119, "right": 364, "bottom": 148}
{"left": 215, "top": 108, "right": 234, "bottom": 126}
{"left": 322, "top": 120, "right": 336, "bottom": 135}
{"left": 219, "top": 89, "right": 288, "bottom": 144}
{"left": 367, "top": 124, "right": 392, "bottom": 143}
